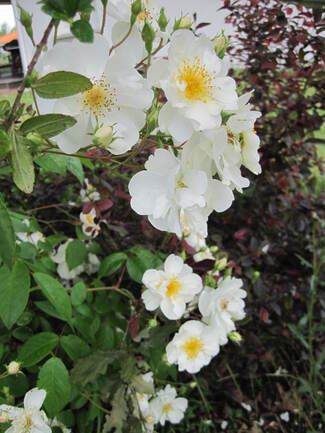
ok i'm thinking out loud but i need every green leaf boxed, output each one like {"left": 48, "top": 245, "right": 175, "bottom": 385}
{"left": 0, "top": 261, "right": 30, "bottom": 329}
{"left": 0, "top": 129, "right": 10, "bottom": 158}
{"left": 71, "top": 281, "right": 87, "bottom": 306}
{"left": 66, "top": 240, "right": 88, "bottom": 270}
{"left": 18, "top": 332, "right": 59, "bottom": 367}
{"left": 99, "top": 252, "right": 127, "bottom": 278}
{"left": 10, "top": 132, "right": 35, "bottom": 194}
{"left": 18, "top": 5, "right": 34, "bottom": 44}
{"left": 66, "top": 156, "right": 84, "bottom": 184}
{"left": 0, "top": 196, "right": 15, "bottom": 268}
{"left": 20, "top": 114, "right": 77, "bottom": 138}
{"left": 126, "top": 246, "right": 162, "bottom": 283}
{"left": 70, "top": 20, "right": 94, "bottom": 43}
{"left": 60, "top": 335, "right": 91, "bottom": 361}
{"left": 33, "top": 71, "right": 92, "bottom": 99}
{"left": 37, "top": 357, "right": 71, "bottom": 417}
{"left": 71, "top": 351, "right": 116, "bottom": 386}
{"left": 102, "top": 386, "right": 127, "bottom": 433}
{"left": 35, "top": 154, "right": 68, "bottom": 175}
{"left": 0, "top": 100, "right": 10, "bottom": 118}
{"left": 34, "top": 273, "right": 72, "bottom": 325}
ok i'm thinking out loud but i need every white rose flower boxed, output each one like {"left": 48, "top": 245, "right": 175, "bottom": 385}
{"left": 80, "top": 208, "right": 100, "bottom": 238}
{"left": 80, "top": 178, "right": 100, "bottom": 203}
{"left": 142, "top": 254, "right": 202, "bottom": 320}
{"left": 148, "top": 29, "right": 238, "bottom": 142}
{"left": 85, "top": 253, "right": 101, "bottom": 276}
{"left": 199, "top": 277, "right": 246, "bottom": 344}
{"left": 37, "top": 35, "right": 153, "bottom": 154}
{"left": 16, "top": 231, "right": 45, "bottom": 247}
{"left": 150, "top": 385, "right": 188, "bottom": 426}
{"left": 166, "top": 320, "right": 220, "bottom": 373}
{"left": 136, "top": 372, "right": 155, "bottom": 413}
{"left": 51, "top": 239, "right": 85, "bottom": 281}
{"left": 129, "top": 148, "right": 207, "bottom": 236}
{"left": 0, "top": 388, "right": 51, "bottom": 433}
{"left": 129, "top": 148, "right": 233, "bottom": 237}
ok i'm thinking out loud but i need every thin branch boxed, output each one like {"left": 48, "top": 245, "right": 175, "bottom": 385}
{"left": 100, "top": 1, "right": 108, "bottom": 35}
{"left": 109, "top": 24, "right": 133, "bottom": 55}
{"left": 3, "top": 18, "right": 56, "bottom": 130}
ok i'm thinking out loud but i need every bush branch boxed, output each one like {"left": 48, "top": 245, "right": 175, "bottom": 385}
{"left": 3, "top": 18, "right": 55, "bottom": 130}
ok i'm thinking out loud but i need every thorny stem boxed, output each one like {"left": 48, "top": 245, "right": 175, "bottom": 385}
{"left": 109, "top": 24, "right": 134, "bottom": 55}
{"left": 100, "top": 1, "right": 108, "bottom": 35}
{"left": 3, "top": 19, "right": 55, "bottom": 130}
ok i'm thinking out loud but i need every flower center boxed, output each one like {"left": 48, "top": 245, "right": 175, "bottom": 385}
{"left": 82, "top": 77, "right": 116, "bottom": 117}
{"left": 85, "top": 213, "right": 95, "bottom": 225}
{"left": 177, "top": 57, "right": 215, "bottom": 103}
{"left": 162, "top": 403, "right": 173, "bottom": 414}
{"left": 24, "top": 416, "right": 33, "bottom": 432}
{"left": 183, "top": 337, "right": 204, "bottom": 359}
{"left": 166, "top": 278, "right": 182, "bottom": 299}
{"left": 220, "top": 299, "right": 229, "bottom": 311}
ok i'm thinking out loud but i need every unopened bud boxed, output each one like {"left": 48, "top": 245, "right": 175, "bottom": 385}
{"left": 7, "top": 361, "right": 20, "bottom": 375}
{"left": 0, "top": 412, "right": 9, "bottom": 423}
{"left": 148, "top": 318, "right": 158, "bottom": 328}
{"left": 26, "top": 132, "right": 45, "bottom": 146}
{"left": 212, "top": 31, "right": 230, "bottom": 59}
{"left": 173, "top": 15, "right": 192, "bottom": 31}
{"left": 252, "top": 271, "right": 260, "bottom": 284}
{"left": 228, "top": 331, "right": 242, "bottom": 344}
{"left": 94, "top": 126, "right": 113, "bottom": 148}
{"left": 216, "top": 257, "right": 227, "bottom": 271}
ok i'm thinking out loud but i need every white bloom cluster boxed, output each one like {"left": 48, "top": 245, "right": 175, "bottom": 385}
{"left": 129, "top": 29, "right": 261, "bottom": 243}
{"left": 51, "top": 239, "right": 100, "bottom": 281}
{"left": 142, "top": 254, "right": 247, "bottom": 373}
{"left": 132, "top": 372, "right": 187, "bottom": 431}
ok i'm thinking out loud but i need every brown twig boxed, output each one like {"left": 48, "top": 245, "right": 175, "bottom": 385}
{"left": 3, "top": 18, "right": 55, "bottom": 130}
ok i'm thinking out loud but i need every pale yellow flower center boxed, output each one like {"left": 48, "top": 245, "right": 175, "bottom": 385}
{"left": 251, "top": 128, "right": 256, "bottom": 134}
{"left": 177, "top": 57, "right": 215, "bottom": 103}
{"left": 82, "top": 77, "right": 115, "bottom": 117}
{"left": 86, "top": 213, "right": 95, "bottom": 225}
{"left": 166, "top": 278, "right": 181, "bottom": 299}
{"left": 24, "top": 416, "right": 33, "bottom": 432}
{"left": 183, "top": 337, "right": 204, "bottom": 359}
{"left": 162, "top": 403, "right": 173, "bottom": 414}
{"left": 220, "top": 299, "right": 229, "bottom": 311}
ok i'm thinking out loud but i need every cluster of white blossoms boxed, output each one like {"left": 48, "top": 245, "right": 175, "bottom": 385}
{"left": 131, "top": 372, "right": 187, "bottom": 431}
{"left": 35, "top": 0, "right": 261, "bottom": 251}
{"left": 129, "top": 29, "right": 262, "bottom": 248}
{"left": 51, "top": 239, "right": 100, "bottom": 281}
{"left": 142, "top": 254, "right": 247, "bottom": 373}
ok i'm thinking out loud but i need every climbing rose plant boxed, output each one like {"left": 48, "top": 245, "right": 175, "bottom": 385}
{"left": 0, "top": 1, "right": 263, "bottom": 432}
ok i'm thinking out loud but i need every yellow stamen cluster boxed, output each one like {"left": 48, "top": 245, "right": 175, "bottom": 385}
{"left": 166, "top": 278, "right": 182, "bottom": 299}
{"left": 177, "top": 57, "right": 215, "bottom": 103}
{"left": 183, "top": 337, "right": 204, "bottom": 359}
{"left": 162, "top": 403, "right": 173, "bottom": 414}
{"left": 24, "top": 416, "right": 33, "bottom": 432}
{"left": 82, "top": 76, "right": 116, "bottom": 117}
{"left": 137, "top": 0, "right": 152, "bottom": 24}
{"left": 85, "top": 213, "right": 95, "bottom": 225}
